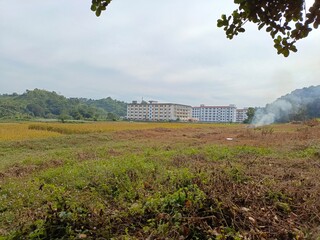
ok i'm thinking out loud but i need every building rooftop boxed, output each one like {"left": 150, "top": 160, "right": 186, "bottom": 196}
{"left": 128, "top": 100, "right": 191, "bottom": 108}
{"left": 193, "top": 105, "right": 237, "bottom": 109}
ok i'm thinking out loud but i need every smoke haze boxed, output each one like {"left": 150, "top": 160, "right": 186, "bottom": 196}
{"left": 252, "top": 85, "right": 320, "bottom": 126}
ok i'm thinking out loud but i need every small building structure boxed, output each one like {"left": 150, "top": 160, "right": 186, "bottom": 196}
{"left": 127, "top": 100, "right": 192, "bottom": 121}
{"left": 236, "top": 108, "right": 249, "bottom": 123}
{"left": 192, "top": 104, "right": 237, "bottom": 123}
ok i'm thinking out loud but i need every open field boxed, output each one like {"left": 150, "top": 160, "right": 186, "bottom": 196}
{"left": 1, "top": 122, "right": 320, "bottom": 239}
{"left": 0, "top": 122, "right": 225, "bottom": 141}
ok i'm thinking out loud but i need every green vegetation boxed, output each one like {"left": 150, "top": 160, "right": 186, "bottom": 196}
{"left": 243, "top": 107, "right": 255, "bottom": 124}
{"left": 1, "top": 123, "right": 320, "bottom": 239}
{"left": 0, "top": 89, "right": 127, "bottom": 121}
{"left": 256, "top": 85, "right": 320, "bottom": 124}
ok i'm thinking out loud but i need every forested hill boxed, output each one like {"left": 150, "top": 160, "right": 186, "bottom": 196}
{"left": 254, "top": 85, "right": 320, "bottom": 125}
{"left": 273, "top": 85, "right": 320, "bottom": 121}
{"left": 0, "top": 89, "right": 127, "bottom": 120}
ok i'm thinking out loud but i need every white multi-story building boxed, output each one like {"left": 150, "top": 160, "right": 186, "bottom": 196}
{"left": 236, "top": 108, "right": 249, "bottom": 123}
{"left": 127, "top": 101, "right": 192, "bottom": 121}
{"left": 192, "top": 104, "right": 237, "bottom": 123}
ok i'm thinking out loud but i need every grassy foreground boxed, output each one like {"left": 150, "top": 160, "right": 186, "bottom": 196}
{"left": 0, "top": 122, "right": 320, "bottom": 239}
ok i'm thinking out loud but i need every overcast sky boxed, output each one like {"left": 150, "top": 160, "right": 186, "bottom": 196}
{"left": 1, "top": 1, "right": 319, "bottom": 108}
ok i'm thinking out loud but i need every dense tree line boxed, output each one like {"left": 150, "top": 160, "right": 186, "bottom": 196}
{"left": 0, "top": 89, "right": 127, "bottom": 121}
{"left": 279, "top": 86, "right": 320, "bottom": 122}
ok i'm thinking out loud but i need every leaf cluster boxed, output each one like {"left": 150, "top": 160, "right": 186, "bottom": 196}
{"left": 91, "top": 0, "right": 112, "bottom": 17}
{"left": 217, "top": 0, "right": 320, "bottom": 57}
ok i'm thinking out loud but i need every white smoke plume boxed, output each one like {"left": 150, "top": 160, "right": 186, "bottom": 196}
{"left": 252, "top": 85, "right": 320, "bottom": 126}
{"left": 252, "top": 100, "right": 293, "bottom": 126}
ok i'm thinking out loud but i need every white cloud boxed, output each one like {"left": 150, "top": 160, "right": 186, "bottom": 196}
{"left": 0, "top": 0, "right": 319, "bottom": 108}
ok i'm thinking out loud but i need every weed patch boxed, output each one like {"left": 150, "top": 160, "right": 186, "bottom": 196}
{"left": 1, "top": 123, "right": 320, "bottom": 239}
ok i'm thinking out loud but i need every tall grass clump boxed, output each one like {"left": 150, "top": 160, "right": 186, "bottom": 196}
{"left": 0, "top": 123, "right": 60, "bottom": 141}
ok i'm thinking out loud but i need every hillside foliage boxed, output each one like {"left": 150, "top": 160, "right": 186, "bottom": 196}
{"left": 0, "top": 89, "right": 127, "bottom": 121}
{"left": 266, "top": 85, "right": 320, "bottom": 123}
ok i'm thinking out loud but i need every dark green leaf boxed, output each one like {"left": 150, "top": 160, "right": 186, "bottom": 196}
{"left": 283, "top": 48, "right": 290, "bottom": 57}
{"left": 217, "top": 20, "right": 224, "bottom": 28}
{"left": 96, "top": 9, "right": 101, "bottom": 17}
{"left": 90, "top": 4, "right": 97, "bottom": 11}
{"left": 258, "top": 23, "right": 265, "bottom": 30}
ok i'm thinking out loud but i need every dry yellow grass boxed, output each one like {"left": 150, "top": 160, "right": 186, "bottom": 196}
{"left": 0, "top": 123, "right": 61, "bottom": 141}
{"left": 0, "top": 121, "right": 237, "bottom": 141}
{"left": 27, "top": 121, "right": 235, "bottom": 134}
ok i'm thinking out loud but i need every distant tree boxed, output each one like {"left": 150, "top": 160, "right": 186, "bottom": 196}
{"left": 291, "top": 107, "right": 308, "bottom": 121}
{"left": 306, "top": 98, "right": 320, "bottom": 118}
{"left": 106, "top": 112, "right": 119, "bottom": 121}
{"left": 70, "top": 110, "right": 83, "bottom": 120}
{"left": 0, "top": 104, "right": 19, "bottom": 118}
{"left": 91, "top": 0, "right": 320, "bottom": 57}
{"left": 26, "top": 103, "right": 45, "bottom": 117}
{"left": 243, "top": 107, "right": 255, "bottom": 124}
{"left": 87, "top": 97, "right": 127, "bottom": 117}
{"left": 58, "top": 112, "right": 70, "bottom": 123}
{"left": 0, "top": 89, "right": 126, "bottom": 121}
